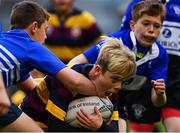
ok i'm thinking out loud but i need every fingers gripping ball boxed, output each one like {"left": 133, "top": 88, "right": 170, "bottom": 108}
{"left": 65, "top": 96, "right": 113, "bottom": 128}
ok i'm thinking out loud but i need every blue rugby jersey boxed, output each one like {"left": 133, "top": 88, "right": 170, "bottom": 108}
{"left": 117, "top": 0, "right": 180, "bottom": 107}
{"left": 0, "top": 29, "right": 66, "bottom": 87}
{"left": 158, "top": 0, "right": 180, "bottom": 108}
{"left": 83, "top": 29, "right": 168, "bottom": 83}
{"left": 158, "top": 0, "right": 180, "bottom": 56}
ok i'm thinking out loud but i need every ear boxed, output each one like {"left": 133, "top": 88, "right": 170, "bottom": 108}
{"left": 130, "top": 20, "right": 135, "bottom": 31}
{"left": 30, "top": 21, "right": 38, "bottom": 35}
{"left": 94, "top": 65, "right": 102, "bottom": 76}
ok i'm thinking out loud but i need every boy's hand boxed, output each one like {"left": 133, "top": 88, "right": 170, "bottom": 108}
{"left": 151, "top": 79, "right": 166, "bottom": 95}
{"left": 76, "top": 106, "right": 103, "bottom": 131}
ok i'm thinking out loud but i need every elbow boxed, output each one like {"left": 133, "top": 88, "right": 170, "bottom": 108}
{"left": 152, "top": 100, "right": 166, "bottom": 107}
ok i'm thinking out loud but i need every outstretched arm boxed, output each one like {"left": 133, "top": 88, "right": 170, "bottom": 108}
{"left": 56, "top": 67, "right": 97, "bottom": 95}
{"left": 68, "top": 54, "right": 88, "bottom": 66}
{"left": 0, "top": 73, "right": 11, "bottom": 115}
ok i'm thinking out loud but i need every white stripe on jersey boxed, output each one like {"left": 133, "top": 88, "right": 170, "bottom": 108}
{"left": 163, "top": 21, "right": 180, "bottom": 27}
{"left": 0, "top": 44, "right": 20, "bottom": 87}
{"left": 0, "top": 62, "right": 9, "bottom": 86}
{"left": 0, "top": 52, "right": 15, "bottom": 86}
{"left": 130, "top": 31, "right": 159, "bottom": 67}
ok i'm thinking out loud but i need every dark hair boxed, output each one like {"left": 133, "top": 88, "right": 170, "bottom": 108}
{"left": 10, "top": 0, "right": 49, "bottom": 29}
{"left": 132, "top": 0, "right": 166, "bottom": 23}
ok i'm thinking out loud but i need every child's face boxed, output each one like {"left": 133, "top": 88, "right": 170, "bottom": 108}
{"left": 93, "top": 70, "right": 123, "bottom": 98}
{"left": 33, "top": 21, "right": 48, "bottom": 44}
{"left": 52, "top": 0, "right": 73, "bottom": 13}
{"left": 131, "top": 14, "right": 162, "bottom": 47}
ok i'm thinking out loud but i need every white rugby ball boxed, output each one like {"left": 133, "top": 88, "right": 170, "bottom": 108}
{"left": 65, "top": 96, "right": 113, "bottom": 128}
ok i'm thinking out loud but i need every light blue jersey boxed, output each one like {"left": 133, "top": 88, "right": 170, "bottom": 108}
{"left": 0, "top": 30, "right": 66, "bottom": 87}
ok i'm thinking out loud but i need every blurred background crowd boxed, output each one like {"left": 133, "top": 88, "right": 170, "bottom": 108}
{"left": 0, "top": 0, "right": 130, "bottom": 33}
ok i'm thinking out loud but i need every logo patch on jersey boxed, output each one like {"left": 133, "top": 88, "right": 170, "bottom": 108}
{"left": 132, "top": 104, "right": 146, "bottom": 119}
{"left": 171, "top": 4, "right": 180, "bottom": 15}
{"left": 136, "top": 52, "right": 144, "bottom": 59}
{"left": 162, "top": 28, "right": 172, "bottom": 38}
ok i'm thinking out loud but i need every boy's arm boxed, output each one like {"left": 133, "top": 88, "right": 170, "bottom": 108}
{"left": 55, "top": 67, "right": 97, "bottom": 95}
{"left": 68, "top": 54, "right": 88, "bottom": 66}
{"left": 118, "top": 118, "right": 127, "bottom": 132}
{"left": 151, "top": 79, "right": 167, "bottom": 107}
{"left": 0, "top": 73, "right": 11, "bottom": 115}
{"left": 17, "top": 76, "right": 38, "bottom": 92}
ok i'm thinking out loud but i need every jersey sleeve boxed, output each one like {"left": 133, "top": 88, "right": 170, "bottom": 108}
{"left": 148, "top": 48, "right": 168, "bottom": 84}
{"left": 83, "top": 31, "right": 123, "bottom": 64}
{"left": 27, "top": 42, "right": 66, "bottom": 76}
{"left": 19, "top": 73, "right": 30, "bottom": 82}
{"left": 83, "top": 42, "right": 101, "bottom": 64}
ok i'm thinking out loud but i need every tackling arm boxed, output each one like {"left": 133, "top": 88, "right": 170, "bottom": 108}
{"left": 0, "top": 73, "right": 11, "bottom": 115}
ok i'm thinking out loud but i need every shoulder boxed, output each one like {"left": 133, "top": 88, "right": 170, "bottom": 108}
{"left": 156, "top": 41, "right": 167, "bottom": 54}
{"left": 48, "top": 13, "right": 59, "bottom": 26}
{"left": 81, "top": 11, "right": 95, "bottom": 21}
{"left": 154, "top": 42, "right": 168, "bottom": 62}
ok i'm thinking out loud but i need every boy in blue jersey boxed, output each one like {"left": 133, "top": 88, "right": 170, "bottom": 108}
{"left": 20, "top": 38, "right": 136, "bottom": 132}
{"left": 119, "top": 0, "right": 180, "bottom": 132}
{"left": 69, "top": 0, "right": 168, "bottom": 132}
{"left": 0, "top": 1, "right": 99, "bottom": 132}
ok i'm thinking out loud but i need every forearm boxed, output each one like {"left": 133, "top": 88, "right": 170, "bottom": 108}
{"left": 0, "top": 74, "right": 11, "bottom": 115}
{"left": 56, "top": 67, "right": 97, "bottom": 95}
{"left": 151, "top": 87, "right": 167, "bottom": 107}
{"left": 118, "top": 118, "right": 127, "bottom": 132}
{"left": 18, "top": 76, "right": 37, "bottom": 92}
{"left": 68, "top": 54, "right": 88, "bottom": 66}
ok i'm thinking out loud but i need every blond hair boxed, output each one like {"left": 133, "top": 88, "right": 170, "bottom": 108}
{"left": 96, "top": 37, "right": 136, "bottom": 80}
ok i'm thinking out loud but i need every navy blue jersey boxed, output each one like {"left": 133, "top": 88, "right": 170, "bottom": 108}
{"left": 84, "top": 30, "right": 168, "bottom": 84}
{"left": 0, "top": 29, "right": 66, "bottom": 87}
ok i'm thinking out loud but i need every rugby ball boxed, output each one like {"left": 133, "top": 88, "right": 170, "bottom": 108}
{"left": 65, "top": 96, "right": 113, "bottom": 128}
